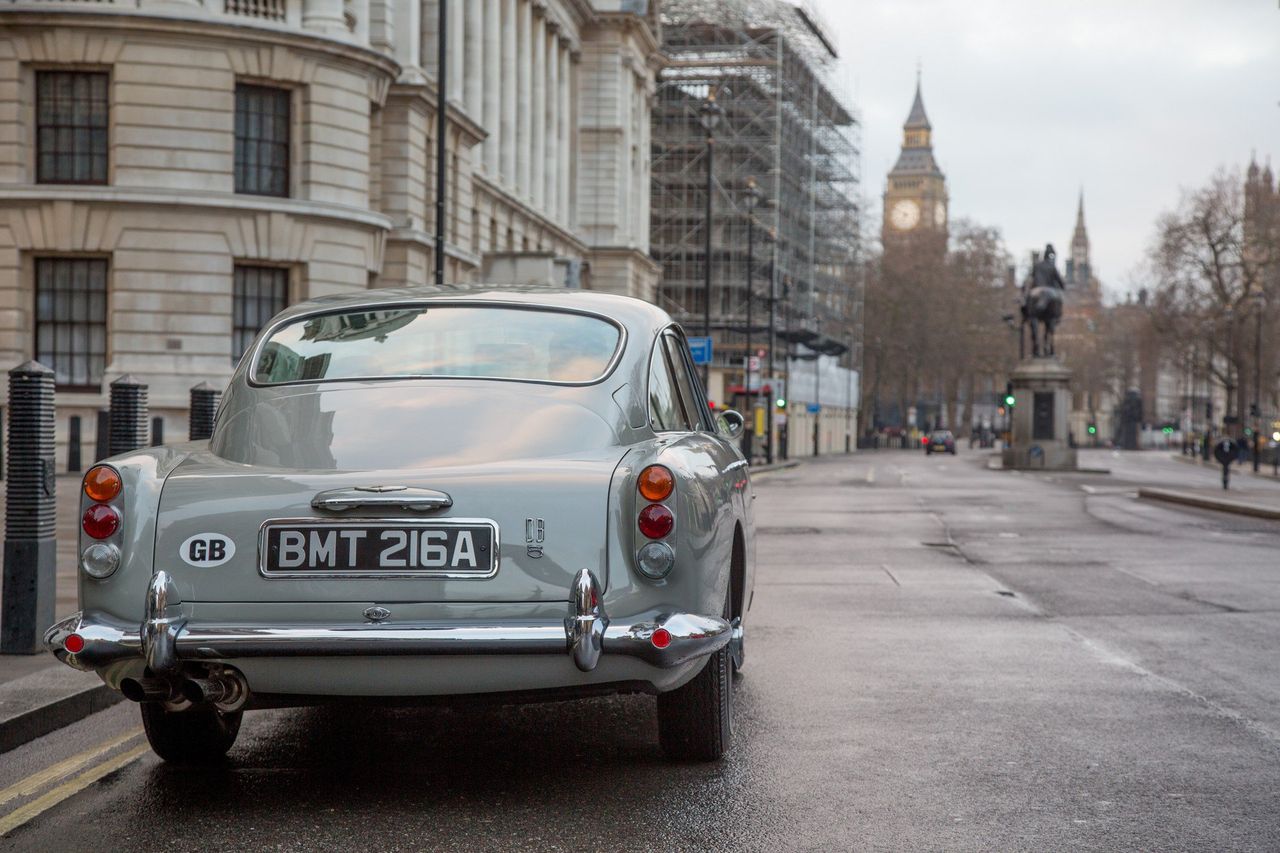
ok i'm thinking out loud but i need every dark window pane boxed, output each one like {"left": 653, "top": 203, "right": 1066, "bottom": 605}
{"left": 36, "top": 71, "right": 108, "bottom": 184}
{"left": 234, "top": 84, "right": 290, "bottom": 197}
{"left": 34, "top": 257, "right": 108, "bottom": 389}
{"left": 233, "top": 265, "right": 288, "bottom": 363}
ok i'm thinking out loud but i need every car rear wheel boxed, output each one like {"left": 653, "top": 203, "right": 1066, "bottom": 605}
{"left": 657, "top": 595, "right": 733, "bottom": 762}
{"left": 140, "top": 701, "right": 242, "bottom": 765}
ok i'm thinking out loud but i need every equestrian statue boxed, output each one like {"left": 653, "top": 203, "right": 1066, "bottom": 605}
{"left": 1021, "top": 243, "right": 1066, "bottom": 357}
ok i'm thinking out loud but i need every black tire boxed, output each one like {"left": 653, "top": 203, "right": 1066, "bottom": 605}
{"left": 141, "top": 701, "right": 242, "bottom": 765}
{"left": 657, "top": 597, "right": 733, "bottom": 762}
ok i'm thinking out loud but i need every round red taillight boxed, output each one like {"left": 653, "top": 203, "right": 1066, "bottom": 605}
{"left": 638, "top": 504, "right": 674, "bottom": 539}
{"left": 64, "top": 633, "right": 85, "bottom": 654}
{"left": 83, "top": 465, "right": 122, "bottom": 503}
{"left": 638, "top": 465, "right": 674, "bottom": 502}
{"left": 82, "top": 504, "right": 120, "bottom": 540}
{"left": 651, "top": 628, "right": 672, "bottom": 649}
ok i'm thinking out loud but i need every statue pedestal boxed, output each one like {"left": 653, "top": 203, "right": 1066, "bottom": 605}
{"left": 1002, "top": 356, "right": 1078, "bottom": 471}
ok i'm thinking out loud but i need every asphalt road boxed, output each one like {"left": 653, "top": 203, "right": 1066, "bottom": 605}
{"left": 4, "top": 449, "right": 1279, "bottom": 851}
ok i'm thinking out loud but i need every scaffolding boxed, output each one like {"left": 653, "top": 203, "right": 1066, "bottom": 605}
{"left": 651, "top": 0, "right": 863, "bottom": 383}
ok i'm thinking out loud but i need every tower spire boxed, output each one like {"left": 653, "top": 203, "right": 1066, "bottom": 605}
{"left": 1069, "top": 187, "right": 1091, "bottom": 288}
{"left": 905, "top": 77, "right": 930, "bottom": 130}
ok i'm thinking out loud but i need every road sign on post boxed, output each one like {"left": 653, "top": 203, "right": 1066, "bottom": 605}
{"left": 687, "top": 336, "right": 713, "bottom": 366}
{"left": 806, "top": 403, "right": 821, "bottom": 414}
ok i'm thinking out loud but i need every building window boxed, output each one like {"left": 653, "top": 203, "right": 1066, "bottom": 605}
{"left": 36, "top": 71, "right": 109, "bottom": 185}
{"left": 233, "top": 265, "right": 288, "bottom": 362}
{"left": 234, "top": 84, "right": 290, "bottom": 197}
{"left": 35, "top": 257, "right": 108, "bottom": 388}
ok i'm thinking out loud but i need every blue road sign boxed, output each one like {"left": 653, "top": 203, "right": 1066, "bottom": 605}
{"left": 806, "top": 403, "right": 821, "bottom": 414}
{"left": 687, "top": 336, "right": 713, "bottom": 365}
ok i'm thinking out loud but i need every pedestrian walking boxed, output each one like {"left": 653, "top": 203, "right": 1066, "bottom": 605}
{"left": 1213, "top": 436, "right": 1239, "bottom": 490}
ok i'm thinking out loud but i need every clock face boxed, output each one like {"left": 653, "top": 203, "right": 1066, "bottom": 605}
{"left": 934, "top": 202, "right": 947, "bottom": 226}
{"left": 890, "top": 199, "right": 920, "bottom": 230}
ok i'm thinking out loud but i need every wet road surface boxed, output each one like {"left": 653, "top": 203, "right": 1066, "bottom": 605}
{"left": 5, "top": 449, "right": 1280, "bottom": 851}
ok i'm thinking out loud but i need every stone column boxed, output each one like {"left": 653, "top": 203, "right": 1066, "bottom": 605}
{"left": 369, "top": 0, "right": 394, "bottom": 55}
{"left": 559, "top": 47, "right": 573, "bottom": 224}
{"left": 392, "top": 0, "right": 420, "bottom": 70}
{"left": 500, "top": 0, "right": 517, "bottom": 187}
{"left": 465, "top": 0, "right": 484, "bottom": 119}
{"left": 448, "top": 0, "right": 464, "bottom": 103}
{"left": 531, "top": 11, "right": 546, "bottom": 212}
{"left": 545, "top": 32, "right": 559, "bottom": 221}
{"left": 420, "top": 0, "right": 438, "bottom": 71}
{"left": 482, "top": 0, "right": 501, "bottom": 175}
{"left": 517, "top": 0, "right": 532, "bottom": 199}
{"left": 303, "top": 0, "right": 346, "bottom": 34}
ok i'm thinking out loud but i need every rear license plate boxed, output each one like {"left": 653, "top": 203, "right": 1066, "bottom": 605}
{"left": 260, "top": 520, "right": 498, "bottom": 578}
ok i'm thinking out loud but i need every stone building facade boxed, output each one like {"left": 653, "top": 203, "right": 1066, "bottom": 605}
{"left": 0, "top": 0, "right": 661, "bottom": 457}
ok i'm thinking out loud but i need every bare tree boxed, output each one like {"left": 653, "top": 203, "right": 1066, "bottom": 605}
{"left": 1148, "top": 168, "right": 1277, "bottom": 426}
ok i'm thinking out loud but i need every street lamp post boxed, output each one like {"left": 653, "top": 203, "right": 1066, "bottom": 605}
{"left": 765, "top": 236, "right": 778, "bottom": 464}
{"left": 699, "top": 92, "right": 722, "bottom": 389}
{"left": 743, "top": 177, "right": 762, "bottom": 461}
{"left": 1253, "top": 288, "right": 1264, "bottom": 472}
{"left": 433, "top": 0, "right": 447, "bottom": 286}
{"left": 813, "top": 338, "right": 821, "bottom": 457}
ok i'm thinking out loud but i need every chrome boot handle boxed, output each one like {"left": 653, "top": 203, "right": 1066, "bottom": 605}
{"left": 311, "top": 486, "right": 453, "bottom": 512}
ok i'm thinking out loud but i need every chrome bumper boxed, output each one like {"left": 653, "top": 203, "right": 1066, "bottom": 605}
{"left": 44, "top": 569, "right": 730, "bottom": 675}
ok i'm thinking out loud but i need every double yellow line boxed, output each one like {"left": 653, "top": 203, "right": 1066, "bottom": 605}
{"left": 0, "top": 728, "right": 148, "bottom": 837}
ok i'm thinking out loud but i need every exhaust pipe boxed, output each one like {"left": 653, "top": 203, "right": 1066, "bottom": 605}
{"left": 180, "top": 670, "right": 249, "bottom": 712}
{"left": 120, "top": 677, "right": 177, "bottom": 703}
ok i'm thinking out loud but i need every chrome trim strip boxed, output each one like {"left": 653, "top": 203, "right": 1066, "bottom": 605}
{"left": 255, "top": 517, "right": 501, "bottom": 580}
{"left": 178, "top": 624, "right": 570, "bottom": 657}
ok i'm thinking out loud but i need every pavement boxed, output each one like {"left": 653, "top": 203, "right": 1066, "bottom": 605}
{"left": 2, "top": 448, "right": 1278, "bottom": 849}
{"left": 0, "top": 474, "right": 124, "bottom": 754}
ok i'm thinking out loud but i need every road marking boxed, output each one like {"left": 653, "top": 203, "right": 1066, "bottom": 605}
{"left": 0, "top": 728, "right": 143, "bottom": 808}
{"left": 866, "top": 466, "right": 876, "bottom": 484}
{"left": 0, "top": 744, "right": 150, "bottom": 837}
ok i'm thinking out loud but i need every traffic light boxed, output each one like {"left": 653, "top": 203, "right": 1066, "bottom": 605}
{"left": 1003, "top": 381, "right": 1015, "bottom": 408}
{"left": 1087, "top": 423, "right": 1097, "bottom": 435}
{"left": 776, "top": 397, "right": 787, "bottom": 410}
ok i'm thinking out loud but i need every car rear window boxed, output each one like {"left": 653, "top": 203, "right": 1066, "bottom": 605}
{"left": 251, "top": 305, "right": 622, "bottom": 385}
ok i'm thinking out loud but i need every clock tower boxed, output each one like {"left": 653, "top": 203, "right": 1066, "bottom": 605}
{"left": 883, "top": 78, "right": 948, "bottom": 250}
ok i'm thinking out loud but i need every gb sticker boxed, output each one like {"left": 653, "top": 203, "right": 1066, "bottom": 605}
{"left": 180, "top": 533, "right": 236, "bottom": 568}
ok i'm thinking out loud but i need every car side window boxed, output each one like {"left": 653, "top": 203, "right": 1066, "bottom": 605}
{"left": 648, "top": 344, "right": 686, "bottom": 432}
{"left": 662, "top": 332, "right": 708, "bottom": 432}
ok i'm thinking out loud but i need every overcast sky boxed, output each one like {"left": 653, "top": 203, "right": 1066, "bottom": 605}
{"left": 815, "top": 0, "right": 1280, "bottom": 299}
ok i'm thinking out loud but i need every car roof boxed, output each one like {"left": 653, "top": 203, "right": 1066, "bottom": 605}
{"left": 273, "top": 285, "right": 673, "bottom": 332}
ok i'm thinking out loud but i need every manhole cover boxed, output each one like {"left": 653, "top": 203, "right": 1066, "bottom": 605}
{"left": 758, "top": 526, "right": 822, "bottom": 536}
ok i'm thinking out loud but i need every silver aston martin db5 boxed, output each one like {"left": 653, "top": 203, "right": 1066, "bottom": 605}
{"left": 46, "top": 288, "right": 755, "bottom": 763}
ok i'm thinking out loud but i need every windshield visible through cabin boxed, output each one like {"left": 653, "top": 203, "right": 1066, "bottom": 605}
{"left": 251, "top": 305, "right": 622, "bottom": 385}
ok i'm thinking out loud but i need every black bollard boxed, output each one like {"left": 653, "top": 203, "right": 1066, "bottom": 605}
{"left": 94, "top": 409, "right": 109, "bottom": 463}
{"left": 1, "top": 361, "right": 57, "bottom": 653}
{"left": 108, "top": 375, "right": 148, "bottom": 456}
{"left": 188, "top": 382, "right": 220, "bottom": 441}
{"left": 67, "top": 415, "right": 82, "bottom": 472}
{"left": 150, "top": 416, "right": 164, "bottom": 447}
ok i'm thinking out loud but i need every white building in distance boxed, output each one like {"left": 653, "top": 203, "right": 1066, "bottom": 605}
{"left": 0, "top": 0, "right": 661, "bottom": 455}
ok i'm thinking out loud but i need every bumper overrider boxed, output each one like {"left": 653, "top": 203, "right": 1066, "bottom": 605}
{"left": 44, "top": 569, "right": 732, "bottom": 681}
